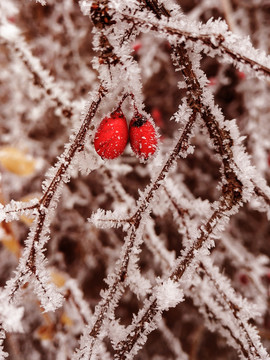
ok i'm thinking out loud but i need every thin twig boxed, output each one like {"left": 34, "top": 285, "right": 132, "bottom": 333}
{"left": 119, "top": 11, "right": 270, "bottom": 78}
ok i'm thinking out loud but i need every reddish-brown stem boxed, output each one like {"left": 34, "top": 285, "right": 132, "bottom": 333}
{"left": 8, "top": 86, "right": 107, "bottom": 302}
{"left": 120, "top": 12, "right": 270, "bottom": 78}
{"left": 87, "top": 109, "right": 198, "bottom": 342}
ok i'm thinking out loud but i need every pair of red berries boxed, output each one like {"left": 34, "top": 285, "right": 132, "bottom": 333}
{"left": 94, "top": 108, "right": 158, "bottom": 160}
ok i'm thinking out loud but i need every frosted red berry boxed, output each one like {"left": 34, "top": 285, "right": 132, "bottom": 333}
{"left": 129, "top": 114, "right": 158, "bottom": 160}
{"left": 94, "top": 109, "right": 128, "bottom": 159}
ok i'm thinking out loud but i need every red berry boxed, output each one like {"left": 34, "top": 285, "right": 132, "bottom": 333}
{"left": 94, "top": 109, "right": 128, "bottom": 159}
{"left": 132, "top": 42, "right": 142, "bottom": 52}
{"left": 129, "top": 114, "right": 158, "bottom": 160}
{"left": 237, "top": 71, "right": 246, "bottom": 80}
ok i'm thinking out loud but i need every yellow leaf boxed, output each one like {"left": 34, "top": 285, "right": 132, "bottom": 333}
{"left": 50, "top": 270, "right": 66, "bottom": 288}
{"left": 61, "top": 312, "right": 73, "bottom": 327}
{"left": 0, "top": 147, "right": 36, "bottom": 176}
{"left": 0, "top": 221, "right": 21, "bottom": 258}
{"left": 0, "top": 183, "right": 21, "bottom": 257}
{"left": 20, "top": 214, "right": 34, "bottom": 226}
{"left": 1, "top": 232, "right": 21, "bottom": 258}
{"left": 36, "top": 325, "right": 54, "bottom": 341}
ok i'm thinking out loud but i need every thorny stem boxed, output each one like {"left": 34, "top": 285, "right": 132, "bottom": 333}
{"left": 164, "top": 187, "right": 191, "bottom": 240}
{"left": 8, "top": 86, "right": 106, "bottom": 301}
{"left": 88, "top": 2, "right": 247, "bottom": 356}
{"left": 114, "top": 198, "right": 235, "bottom": 359}
{"left": 254, "top": 184, "right": 270, "bottom": 207}
{"left": 203, "top": 302, "right": 250, "bottom": 359}
{"left": 112, "top": 2, "right": 255, "bottom": 359}
{"left": 96, "top": 178, "right": 187, "bottom": 357}
{"left": 41, "top": 86, "right": 106, "bottom": 209}
{"left": 174, "top": 44, "right": 243, "bottom": 201}
{"left": 66, "top": 289, "right": 89, "bottom": 326}
{"left": 167, "top": 185, "right": 265, "bottom": 357}
{"left": 120, "top": 11, "right": 270, "bottom": 78}
{"left": 200, "top": 262, "right": 259, "bottom": 359}
{"left": 2, "top": 1, "right": 270, "bottom": 359}
{"left": 1, "top": 39, "right": 73, "bottom": 119}
{"left": 84, "top": 4, "right": 198, "bottom": 345}
{"left": 87, "top": 109, "right": 198, "bottom": 343}
{"left": 1, "top": 203, "right": 39, "bottom": 218}
{"left": 131, "top": 112, "right": 197, "bottom": 225}
{"left": 165, "top": 191, "right": 258, "bottom": 359}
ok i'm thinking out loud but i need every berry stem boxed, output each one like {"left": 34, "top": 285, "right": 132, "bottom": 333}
{"left": 117, "top": 92, "right": 140, "bottom": 116}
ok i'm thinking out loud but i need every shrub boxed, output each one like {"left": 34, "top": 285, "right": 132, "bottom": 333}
{"left": 1, "top": 1, "right": 270, "bottom": 359}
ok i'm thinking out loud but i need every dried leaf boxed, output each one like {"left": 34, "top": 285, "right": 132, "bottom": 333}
{"left": 36, "top": 324, "right": 54, "bottom": 341}
{"left": 1, "top": 232, "right": 21, "bottom": 258}
{"left": 61, "top": 312, "right": 73, "bottom": 327}
{"left": 0, "top": 147, "right": 36, "bottom": 176}
{"left": 50, "top": 270, "right": 66, "bottom": 288}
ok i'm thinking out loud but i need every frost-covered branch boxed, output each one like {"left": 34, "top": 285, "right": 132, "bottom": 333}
{"left": 5, "top": 86, "right": 106, "bottom": 310}
{"left": 1, "top": 0, "right": 270, "bottom": 358}
{"left": 116, "top": 5, "right": 270, "bottom": 79}
{"left": 0, "top": 28, "right": 74, "bottom": 120}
